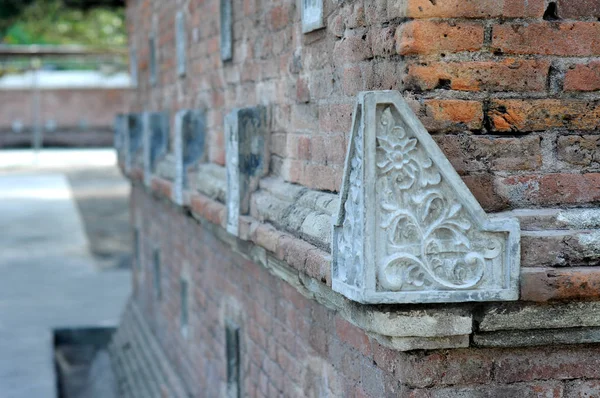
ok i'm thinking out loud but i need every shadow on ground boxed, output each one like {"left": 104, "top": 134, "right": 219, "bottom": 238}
{"left": 64, "top": 166, "right": 131, "bottom": 270}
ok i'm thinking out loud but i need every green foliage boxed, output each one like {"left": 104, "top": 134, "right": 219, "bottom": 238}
{"left": 1, "top": 0, "right": 126, "bottom": 47}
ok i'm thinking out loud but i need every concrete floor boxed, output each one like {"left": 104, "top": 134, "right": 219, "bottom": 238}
{"left": 0, "top": 150, "right": 131, "bottom": 398}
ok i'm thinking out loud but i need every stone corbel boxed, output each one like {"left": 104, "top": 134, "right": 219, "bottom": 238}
{"left": 332, "top": 91, "right": 521, "bottom": 304}
{"left": 114, "top": 114, "right": 127, "bottom": 169}
{"left": 173, "top": 109, "right": 207, "bottom": 205}
{"left": 142, "top": 111, "right": 169, "bottom": 187}
{"left": 225, "top": 106, "right": 268, "bottom": 236}
{"left": 125, "top": 113, "right": 143, "bottom": 175}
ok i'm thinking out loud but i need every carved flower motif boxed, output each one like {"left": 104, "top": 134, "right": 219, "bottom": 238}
{"left": 376, "top": 131, "right": 417, "bottom": 174}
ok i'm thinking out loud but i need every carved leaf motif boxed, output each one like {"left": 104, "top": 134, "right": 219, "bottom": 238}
{"left": 337, "top": 122, "right": 364, "bottom": 287}
{"left": 376, "top": 107, "right": 495, "bottom": 291}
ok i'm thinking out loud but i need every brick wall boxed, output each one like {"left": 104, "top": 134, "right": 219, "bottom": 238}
{"left": 127, "top": 0, "right": 600, "bottom": 210}
{"left": 0, "top": 88, "right": 130, "bottom": 129}
{"left": 0, "top": 88, "right": 130, "bottom": 147}
{"left": 133, "top": 186, "right": 600, "bottom": 397}
{"left": 124, "top": 0, "right": 600, "bottom": 396}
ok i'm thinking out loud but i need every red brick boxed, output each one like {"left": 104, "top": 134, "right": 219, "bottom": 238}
{"left": 405, "top": 59, "right": 550, "bottom": 92}
{"left": 252, "top": 223, "right": 282, "bottom": 253}
{"left": 189, "top": 192, "right": 226, "bottom": 226}
{"left": 521, "top": 267, "right": 600, "bottom": 302}
{"left": 417, "top": 99, "right": 483, "bottom": 132}
{"left": 305, "top": 248, "right": 331, "bottom": 286}
{"left": 404, "top": 0, "right": 545, "bottom": 18}
{"left": 488, "top": 99, "right": 600, "bottom": 132}
{"left": 463, "top": 174, "right": 509, "bottom": 212}
{"left": 151, "top": 177, "right": 173, "bottom": 200}
{"left": 301, "top": 163, "right": 343, "bottom": 192}
{"left": 396, "top": 21, "right": 484, "bottom": 55}
{"left": 564, "top": 61, "right": 600, "bottom": 91}
{"left": 492, "top": 22, "right": 600, "bottom": 56}
{"left": 286, "top": 134, "right": 312, "bottom": 160}
{"left": 335, "top": 317, "right": 372, "bottom": 357}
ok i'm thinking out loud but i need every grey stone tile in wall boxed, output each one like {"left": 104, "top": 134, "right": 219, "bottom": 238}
{"left": 220, "top": 0, "right": 232, "bottom": 62}
{"left": 114, "top": 114, "right": 126, "bottom": 162}
{"left": 173, "top": 109, "right": 207, "bottom": 204}
{"left": 126, "top": 113, "right": 143, "bottom": 173}
{"left": 129, "top": 47, "right": 138, "bottom": 87}
{"left": 302, "top": 0, "right": 325, "bottom": 33}
{"left": 225, "top": 106, "right": 268, "bottom": 235}
{"left": 143, "top": 111, "right": 169, "bottom": 186}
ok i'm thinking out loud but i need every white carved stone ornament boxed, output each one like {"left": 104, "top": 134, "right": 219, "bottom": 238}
{"left": 332, "top": 91, "right": 521, "bottom": 304}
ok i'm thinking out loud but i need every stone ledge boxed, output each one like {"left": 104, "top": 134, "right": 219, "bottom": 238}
{"left": 155, "top": 153, "right": 176, "bottom": 182}
{"left": 479, "top": 300, "right": 600, "bottom": 332}
{"left": 125, "top": 179, "right": 600, "bottom": 351}
{"left": 499, "top": 208, "right": 600, "bottom": 231}
{"left": 474, "top": 327, "right": 600, "bottom": 348}
{"left": 190, "top": 163, "right": 226, "bottom": 203}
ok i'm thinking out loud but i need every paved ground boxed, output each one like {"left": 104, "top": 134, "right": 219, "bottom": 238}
{"left": 0, "top": 149, "right": 131, "bottom": 398}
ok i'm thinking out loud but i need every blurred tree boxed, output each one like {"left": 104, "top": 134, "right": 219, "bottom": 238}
{"left": 0, "top": 0, "right": 126, "bottom": 47}
{"left": 0, "top": 0, "right": 36, "bottom": 37}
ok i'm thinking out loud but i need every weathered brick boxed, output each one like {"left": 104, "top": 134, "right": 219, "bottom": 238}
{"left": 564, "top": 61, "right": 600, "bottom": 91}
{"left": 286, "top": 134, "right": 312, "bottom": 160}
{"left": 335, "top": 317, "right": 372, "bottom": 357}
{"left": 267, "top": 5, "right": 289, "bottom": 31}
{"left": 318, "top": 103, "right": 354, "bottom": 134}
{"left": 521, "top": 267, "right": 600, "bottom": 302}
{"left": 396, "top": 21, "right": 485, "bottom": 55}
{"left": 342, "top": 65, "right": 365, "bottom": 96}
{"left": 151, "top": 176, "right": 173, "bottom": 199}
{"left": 565, "top": 379, "right": 600, "bottom": 397}
{"left": 296, "top": 76, "right": 310, "bottom": 103}
{"left": 405, "top": 59, "right": 550, "bottom": 92}
{"left": 333, "top": 35, "right": 373, "bottom": 64}
{"left": 435, "top": 135, "right": 542, "bottom": 174}
{"left": 369, "top": 26, "right": 396, "bottom": 57}
{"left": 492, "top": 22, "right": 600, "bottom": 56}
{"left": 488, "top": 99, "right": 600, "bottom": 132}
{"left": 557, "top": 135, "right": 600, "bottom": 168}
{"left": 521, "top": 230, "right": 600, "bottom": 267}
{"left": 410, "top": 381, "right": 563, "bottom": 398}
{"left": 403, "top": 0, "right": 545, "bottom": 18}
{"left": 557, "top": 0, "right": 600, "bottom": 19}
{"left": 496, "top": 346, "right": 600, "bottom": 383}
{"left": 496, "top": 173, "right": 600, "bottom": 206}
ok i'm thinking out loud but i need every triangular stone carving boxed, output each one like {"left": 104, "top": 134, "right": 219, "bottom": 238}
{"left": 332, "top": 91, "right": 520, "bottom": 304}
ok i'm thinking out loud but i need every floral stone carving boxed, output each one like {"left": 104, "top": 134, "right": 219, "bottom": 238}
{"left": 332, "top": 92, "right": 520, "bottom": 304}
